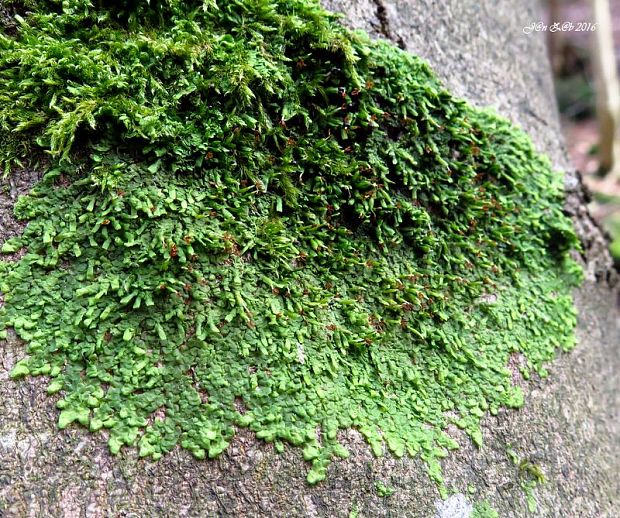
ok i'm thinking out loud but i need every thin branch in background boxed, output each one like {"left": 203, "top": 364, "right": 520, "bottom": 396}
{"left": 590, "top": 0, "right": 620, "bottom": 181}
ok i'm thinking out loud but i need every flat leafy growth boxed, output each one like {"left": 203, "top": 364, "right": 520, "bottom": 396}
{"left": 0, "top": 0, "right": 581, "bottom": 485}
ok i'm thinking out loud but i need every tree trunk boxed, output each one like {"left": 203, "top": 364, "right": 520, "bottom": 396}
{"left": 0, "top": 1, "right": 618, "bottom": 517}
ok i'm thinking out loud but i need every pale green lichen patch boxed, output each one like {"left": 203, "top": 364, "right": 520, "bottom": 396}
{"left": 0, "top": 0, "right": 581, "bottom": 484}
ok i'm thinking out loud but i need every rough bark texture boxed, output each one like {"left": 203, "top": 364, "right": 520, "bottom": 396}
{"left": 1, "top": 1, "right": 618, "bottom": 517}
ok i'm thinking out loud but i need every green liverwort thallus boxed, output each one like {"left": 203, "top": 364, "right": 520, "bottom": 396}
{"left": 0, "top": 0, "right": 581, "bottom": 485}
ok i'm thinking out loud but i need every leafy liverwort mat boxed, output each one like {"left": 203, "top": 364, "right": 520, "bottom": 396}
{"left": 0, "top": 0, "right": 581, "bottom": 485}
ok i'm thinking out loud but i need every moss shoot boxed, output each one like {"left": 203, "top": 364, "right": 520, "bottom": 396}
{"left": 0, "top": 0, "right": 581, "bottom": 485}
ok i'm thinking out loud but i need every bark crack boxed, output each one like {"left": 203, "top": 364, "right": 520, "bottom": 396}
{"left": 372, "top": 0, "right": 406, "bottom": 49}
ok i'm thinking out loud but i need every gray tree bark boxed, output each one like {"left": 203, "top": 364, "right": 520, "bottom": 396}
{"left": 1, "top": 1, "right": 618, "bottom": 517}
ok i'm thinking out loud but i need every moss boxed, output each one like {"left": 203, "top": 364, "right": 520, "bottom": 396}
{"left": 0, "top": 0, "right": 581, "bottom": 485}
{"left": 374, "top": 480, "right": 396, "bottom": 497}
{"left": 471, "top": 500, "right": 499, "bottom": 518}
{"left": 506, "top": 445, "right": 546, "bottom": 512}
{"left": 521, "top": 481, "right": 539, "bottom": 514}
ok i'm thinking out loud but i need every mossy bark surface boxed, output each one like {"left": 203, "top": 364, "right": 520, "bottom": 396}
{"left": 0, "top": 1, "right": 618, "bottom": 517}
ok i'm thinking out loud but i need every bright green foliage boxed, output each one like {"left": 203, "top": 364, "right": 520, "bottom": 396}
{"left": 0, "top": 0, "right": 581, "bottom": 484}
{"left": 471, "top": 500, "right": 499, "bottom": 518}
{"left": 375, "top": 481, "right": 396, "bottom": 497}
{"left": 506, "top": 445, "right": 546, "bottom": 512}
{"left": 522, "top": 480, "right": 539, "bottom": 513}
